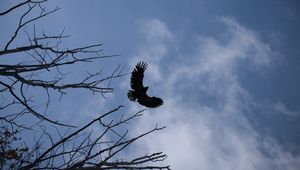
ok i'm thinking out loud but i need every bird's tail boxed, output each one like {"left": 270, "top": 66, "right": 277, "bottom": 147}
{"left": 127, "top": 90, "right": 137, "bottom": 101}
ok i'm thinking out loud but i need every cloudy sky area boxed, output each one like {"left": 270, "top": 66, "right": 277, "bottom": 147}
{"left": 1, "top": 0, "right": 300, "bottom": 169}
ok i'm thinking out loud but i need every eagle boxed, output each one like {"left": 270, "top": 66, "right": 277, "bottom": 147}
{"left": 128, "top": 61, "right": 163, "bottom": 108}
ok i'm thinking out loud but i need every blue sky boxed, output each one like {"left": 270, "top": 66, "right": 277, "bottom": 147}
{"left": 1, "top": 0, "right": 300, "bottom": 169}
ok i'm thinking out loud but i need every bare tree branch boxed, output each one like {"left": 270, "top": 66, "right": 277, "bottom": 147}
{"left": 0, "top": 45, "right": 42, "bottom": 56}
{"left": 0, "top": 0, "right": 31, "bottom": 16}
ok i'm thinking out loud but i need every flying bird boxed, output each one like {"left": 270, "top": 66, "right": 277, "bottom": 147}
{"left": 128, "top": 61, "right": 163, "bottom": 108}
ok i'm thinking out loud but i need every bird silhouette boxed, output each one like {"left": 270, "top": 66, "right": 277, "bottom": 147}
{"left": 128, "top": 61, "right": 163, "bottom": 108}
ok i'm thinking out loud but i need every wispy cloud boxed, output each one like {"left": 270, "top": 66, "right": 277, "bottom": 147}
{"left": 126, "top": 17, "right": 300, "bottom": 170}
{"left": 129, "top": 19, "right": 173, "bottom": 82}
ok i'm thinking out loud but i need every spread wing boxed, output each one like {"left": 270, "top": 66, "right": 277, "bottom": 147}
{"left": 138, "top": 95, "right": 163, "bottom": 108}
{"left": 130, "top": 61, "right": 147, "bottom": 90}
{"left": 129, "top": 61, "right": 164, "bottom": 108}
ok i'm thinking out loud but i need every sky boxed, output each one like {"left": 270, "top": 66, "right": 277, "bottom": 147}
{"left": 1, "top": 0, "right": 300, "bottom": 169}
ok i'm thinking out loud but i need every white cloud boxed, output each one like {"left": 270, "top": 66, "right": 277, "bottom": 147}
{"left": 129, "top": 19, "right": 173, "bottom": 83}
{"left": 263, "top": 101, "right": 300, "bottom": 116}
{"left": 221, "top": 17, "right": 277, "bottom": 68}
{"left": 126, "top": 17, "right": 300, "bottom": 170}
{"left": 272, "top": 102, "right": 299, "bottom": 116}
{"left": 139, "top": 19, "right": 173, "bottom": 43}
